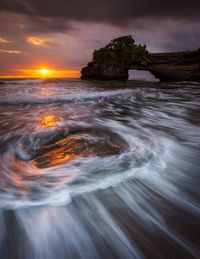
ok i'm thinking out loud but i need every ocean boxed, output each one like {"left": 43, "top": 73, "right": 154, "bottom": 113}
{"left": 0, "top": 78, "right": 199, "bottom": 258}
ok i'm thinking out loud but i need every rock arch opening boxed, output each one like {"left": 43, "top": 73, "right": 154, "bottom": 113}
{"left": 128, "top": 70, "right": 159, "bottom": 82}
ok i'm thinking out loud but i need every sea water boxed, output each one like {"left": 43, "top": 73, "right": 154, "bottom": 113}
{"left": 0, "top": 79, "right": 199, "bottom": 258}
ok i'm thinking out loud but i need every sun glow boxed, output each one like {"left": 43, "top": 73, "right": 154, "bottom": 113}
{"left": 37, "top": 68, "right": 51, "bottom": 77}
{"left": 14, "top": 67, "right": 80, "bottom": 79}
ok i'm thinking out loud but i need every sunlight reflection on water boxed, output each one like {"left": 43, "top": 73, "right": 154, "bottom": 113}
{"left": 38, "top": 113, "right": 63, "bottom": 128}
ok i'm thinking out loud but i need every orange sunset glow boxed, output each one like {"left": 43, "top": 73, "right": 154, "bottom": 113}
{"left": 0, "top": 67, "right": 80, "bottom": 79}
{"left": 21, "top": 67, "right": 80, "bottom": 78}
{"left": 26, "top": 36, "right": 49, "bottom": 46}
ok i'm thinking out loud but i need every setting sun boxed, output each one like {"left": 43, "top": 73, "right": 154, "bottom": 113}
{"left": 37, "top": 68, "right": 51, "bottom": 77}
{"left": 11, "top": 67, "right": 81, "bottom": 79}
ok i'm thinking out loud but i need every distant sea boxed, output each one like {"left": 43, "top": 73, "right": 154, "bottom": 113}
{"left": 0, "top": 78, "right": 199, "bottom": 258}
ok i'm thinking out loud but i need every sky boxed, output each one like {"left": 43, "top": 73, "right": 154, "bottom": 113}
{"left": 0, "top": 0, "right": 200, "bottom": 77}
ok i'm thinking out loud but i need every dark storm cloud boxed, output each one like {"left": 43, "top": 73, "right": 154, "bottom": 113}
{"left": 1, "top": 0, "right": 200, "bottom": 26}
{"left": 0, "top": 12, "right": 73, "bottom": 36}
{"left": 162, "top": 24, "right": 200, "bottom": 51}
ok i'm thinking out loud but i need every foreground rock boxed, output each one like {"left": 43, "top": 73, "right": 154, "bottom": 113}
{"left": 13, "top": 127, "right": 129, "bottom": 168}
{"left": 81, "top": 35, "right": 200, "bottom": 82}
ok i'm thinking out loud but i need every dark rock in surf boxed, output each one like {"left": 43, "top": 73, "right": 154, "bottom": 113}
{"left": 13, "top": 127, "right": 129, "bottom": 168}
{"left": 14, "top": 129, "right": 68, "bottom": 161}
{"left": 81, "top": 35, "right": 200, "bottom": 82}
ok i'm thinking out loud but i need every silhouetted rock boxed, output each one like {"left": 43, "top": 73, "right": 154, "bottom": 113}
{"left": 81, "top": 35, "right": 200, "bottom": 82}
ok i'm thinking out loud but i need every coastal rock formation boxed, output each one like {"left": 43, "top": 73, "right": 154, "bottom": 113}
{"left": 81, "top": 35, "right": 200, "bottom": 81}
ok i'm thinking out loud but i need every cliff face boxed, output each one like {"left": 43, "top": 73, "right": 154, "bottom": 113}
{"left": 81, "top": 35, "right": 200, "bottom": 82}
{"left": 147, "top": 51, "right": 200, "bottom": 81}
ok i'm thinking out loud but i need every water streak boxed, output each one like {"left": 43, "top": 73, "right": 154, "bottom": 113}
{"left": 0, "top": 79, "right": 199, "bottom": 258}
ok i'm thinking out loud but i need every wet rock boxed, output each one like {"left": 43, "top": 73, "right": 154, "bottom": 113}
{"left": 13, "top": 127, "right": 129, "bottom": 168}
{"left": 33, "top": 129, "right": 129, "bottom": 168}
{"left": 14, "top": 129, "right": 68, "bottom": 161}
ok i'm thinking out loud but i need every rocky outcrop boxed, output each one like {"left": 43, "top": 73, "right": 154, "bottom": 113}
{"left": 81, "top": 35, "right": 200, "bottom": 82}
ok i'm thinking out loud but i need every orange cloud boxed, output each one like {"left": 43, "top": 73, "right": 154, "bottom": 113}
{"left": 0, "top": 37, "right": 10, "bottom": 43}
{"left": 0, "top": 49, "right": 21, "bottom": 54}
{"left": 26, "top": 36, "right": 49, "bottom": 46}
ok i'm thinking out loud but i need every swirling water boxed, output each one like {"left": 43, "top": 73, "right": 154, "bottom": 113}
{"left": 0, "top": 78, "right": 199, "bottom": 258}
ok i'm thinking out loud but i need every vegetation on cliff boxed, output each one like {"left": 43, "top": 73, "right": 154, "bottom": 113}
{"left": 93, "top": 35, "right": 148, "bottom": 66}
